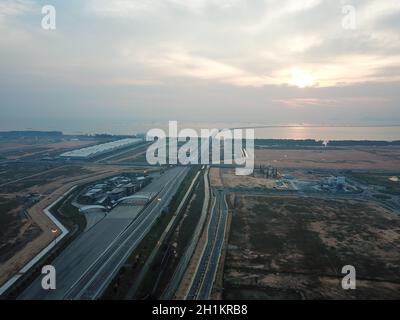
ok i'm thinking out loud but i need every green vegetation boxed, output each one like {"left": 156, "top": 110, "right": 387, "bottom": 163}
{"left": 348, "top": 172, "right": 400, "bottom": 195}
{"left": 0, "top": 162, "right": 59, "bottom": 184}
{"left": 0, "top": 197, "right": 21, "bottom": 239}
{"left": 0, "top": 197, "right": 26, "bottom": 263}
{"left": 136, "top": 170, "right": 206, "bottom": 299}
{"left": 0, "top": 165, "right": 92, "bottom": 193}
{"left": 167, "top": 166, "right": 201, "bottom": 217}
{"left": 224, "top": 286, "right": 302, "bottom": 300}
{"left": 0, "top": 197, "right": 38, "bottom": 264}
{"left": 372, "top": 194, "right": 392, "bottom": 200}
{"left": 176, "top": 177, "right": 204, "bottom": 257}
{"left": 53, "top": 193, "right": 86, "bottom": 231}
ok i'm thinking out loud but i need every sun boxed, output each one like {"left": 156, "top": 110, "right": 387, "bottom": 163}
{"left": 289, "top": 68, "right": 316, "bottom": 88}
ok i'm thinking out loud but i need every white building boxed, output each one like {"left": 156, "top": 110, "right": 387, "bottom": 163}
{"left": 60, "top": 138, "right": 142, "bottom": 159}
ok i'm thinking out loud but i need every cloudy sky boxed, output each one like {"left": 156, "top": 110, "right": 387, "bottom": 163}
{"left": 1, "top": 0, "right": 400, "bottom": 130}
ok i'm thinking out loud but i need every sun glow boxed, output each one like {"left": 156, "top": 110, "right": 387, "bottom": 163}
{"left": 289, "top": 68, "right": 316, "bottom": 88}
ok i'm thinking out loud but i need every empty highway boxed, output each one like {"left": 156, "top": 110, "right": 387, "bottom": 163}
{"left": 186, "top": 189, "right": 228, "bottom": 300}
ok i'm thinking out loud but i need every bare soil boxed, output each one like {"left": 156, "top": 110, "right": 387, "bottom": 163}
{"left": 224, "top": 195, "right": 400, "bottom": 299}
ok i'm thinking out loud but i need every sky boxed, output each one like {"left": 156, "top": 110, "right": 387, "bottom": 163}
{"left": 0, "top": 0, "right": 400, "bottom": 129}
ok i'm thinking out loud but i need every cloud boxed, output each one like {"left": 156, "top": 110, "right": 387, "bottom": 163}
{"left": 0, "top": 0, "right": 399, "bottom": 125}
{"left": 31, "top": 0, "right": 395, "bottom": 89}
{"left": 87, "top": 0, "right": 247, "bottom": 17}
{"left": 86, "top": 0, "right": 161, "bottom": 17}
{"left": 0, "top": 0, "right": 35, "bottom": 17}
{"left": 139, "top": 48, "right": 276, "bottom": 86}
{"left": 274, "top": 97, "right": 390, "bottom": 108}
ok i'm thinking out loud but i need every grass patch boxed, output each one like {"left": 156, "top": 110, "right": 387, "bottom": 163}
{"left": 348, "top": 172, "right": 400, "bottom": 195}
{"left": 372, "top": 194, "right": 392, "bottom": 200}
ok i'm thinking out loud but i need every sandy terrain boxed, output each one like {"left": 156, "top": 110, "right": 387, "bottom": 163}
{"left": 0, "top": 165, "right": 70, "bottom": 188}
{"left": 1, "top": 140, "right": 97, "bottom": 160}
{"left": 254, "top": 147, "right": 400, "bottom": 170}
{"left": 221, "top": 169, "right": 277, "bottom": 189}
{"left": 209, "top": 168, "right": 223, "bottom": 187}
{"left": 224, "top": 195, "right": 400, "bottom": 299}
{"left": 211, "top": 167, "right": 280, "bottom": 189}
{"left": 45, "top": 140, "right": 97, "bottom": 150}
{"left": 112, "top": 150, "right": 147, "bottom": 163}
{"left": 0, "top": 140, "right": 96, "bottom": 153}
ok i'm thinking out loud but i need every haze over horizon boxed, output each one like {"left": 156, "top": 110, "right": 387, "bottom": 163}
{"left": 1, "top": 0, "right": 400, "bottom": 128}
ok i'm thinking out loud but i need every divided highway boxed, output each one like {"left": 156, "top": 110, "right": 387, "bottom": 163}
{"left": 186, "top": 189, "right": 228, "bottom": 300}
{"left": 19, "top": 167, "right": 188, "bottom": 300}
{"left": 65, "top": 167, "right": 189, "bottom": 300}
{"left": 162, "top": 167, "right": 211, "bottom": 299}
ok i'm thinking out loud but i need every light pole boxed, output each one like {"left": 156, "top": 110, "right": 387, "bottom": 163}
{"left": 51, "top": 228, "right": 58, "bottom": 246}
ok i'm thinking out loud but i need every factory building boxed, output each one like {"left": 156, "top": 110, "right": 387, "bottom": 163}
{"left": 77, "top": 173, "right": 152, "bottom": 209}
{"left": 108, "top": 187, "right": 127, "bottom": 201}
{"left": 117, "top": 192, "right": 156, "bottom": 206}
{"left": 254, "top": 165, "right": 279, "bottom": 179}
{"left": 60, "top": 138, "right": 142, "bottom": 160}
{"left": 321, "top": 176, "right": 346, "bottom": 190}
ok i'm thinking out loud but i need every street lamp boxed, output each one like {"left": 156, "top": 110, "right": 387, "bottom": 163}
{"left": 51, "top": 228, "right": 58, "bottom": 245}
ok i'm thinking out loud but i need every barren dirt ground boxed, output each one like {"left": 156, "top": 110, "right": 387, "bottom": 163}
{"left": 224, "top": 195, "right": 400, "bottom": 299}
{"left": 1, "top": 140, "right": 97, "bottom": 160}
{"left": 223, "top": 169, "right": 277, "bottom": 189}
{"left": 254, "top": 147, "right": 400, "bottom": 170}
{"left": 209, "top": 168, "right": 223, "bottom": 187}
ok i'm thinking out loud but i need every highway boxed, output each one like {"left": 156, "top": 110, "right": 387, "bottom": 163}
{"left": 66, "top": 167, "right": 189, "bottom": 300}
{"left": 127, "top": 168, "right": 203, "bottom": 299}
{"left": 19, "top": 166, "right": 188, "bottom": 300}
{"left": 161, "top": 167, "right": 211, "bottom": 299}
{"left": 186, "top": 188, "right": 228, "bottom": 300}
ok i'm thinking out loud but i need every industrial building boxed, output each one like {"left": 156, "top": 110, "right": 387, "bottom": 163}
{"left": 253, "top": 165, "right": 279, "bottom": 179}
{"left": 78, "top": 174, "right": 151, "bottom": 208}
{"left": 117, "top": 192, "right": 157, "bottom": 206}
{"left": 60, "top": 138, "right": 142, "bottom": 159}
{"left": 321, "top": 176, "right": 346, "bottom": 190}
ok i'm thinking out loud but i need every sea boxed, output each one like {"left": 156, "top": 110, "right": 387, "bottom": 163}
{"left": 1, "top": 118, "right": 400, "bottom": 141}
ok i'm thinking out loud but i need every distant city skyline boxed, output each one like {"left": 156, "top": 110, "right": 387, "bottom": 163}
{"left": 1, "top": 0, "right": 400, "bottom": 126}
